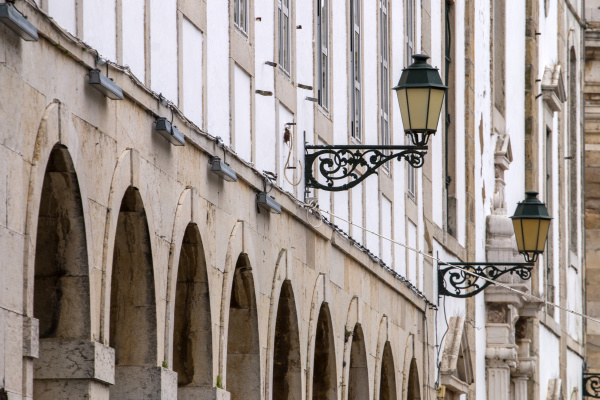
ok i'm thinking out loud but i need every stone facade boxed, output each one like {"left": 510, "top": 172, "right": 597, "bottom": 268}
{"left": 0, "top": 0, "right": 587, "bottom": 400}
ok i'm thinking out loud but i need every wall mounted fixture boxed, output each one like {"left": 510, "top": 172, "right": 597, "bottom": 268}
{"left": 155, "top": 117, "right": 185, "bottom": 146}
{"left": 438, "top": 192, "right": 551, "bottom": 298}
{"left": 210, "top": 137, "right": 237, "bottom": 182}
{"left": 88, "top": 69, "right": 124, "bottom": 100}
{"left": 257, "top": 176, "right": 281, "bottom": 214}
{"left": 257, "top": 192, "right": 282, "bottom": 214}
{"left": 0, "top": 3, "right": 38, "bottom": 41}
{"left": 305, "top": 55, "right": 446, "bottom": 192}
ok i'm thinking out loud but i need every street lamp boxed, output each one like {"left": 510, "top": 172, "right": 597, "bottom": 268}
{"left": 510, "top": 191, "right": 552, "bottom": 263}
{"left": 438, "top": 192, "right": 551, "bottom": 298}
{"left": 393, "top": 54, "right": 448, "bottom": 146}
{"left": 304, "top": 54, "right": 447, "bottom": 192}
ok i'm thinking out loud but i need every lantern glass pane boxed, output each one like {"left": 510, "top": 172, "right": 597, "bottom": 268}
{"left": 521, "top": 219, "right": 542, "bottom": 252}
{"left": 407, "top": 88, "right": 430, "bottom": 130}
{"left": 397, "top": 88, "right": 411, "bottom": 131}
{"left": 512, "top": 219, "right": 524, "bottom": 251}
{"left": 536, "top": 219, "right": 551, "bottom": 251}
{"left": 426, "top": 88, "right": 445, "bottom": 130}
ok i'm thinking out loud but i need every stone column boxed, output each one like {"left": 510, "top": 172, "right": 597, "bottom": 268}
{"left": 486, "top": 347, "right": 517, "bottom": 400}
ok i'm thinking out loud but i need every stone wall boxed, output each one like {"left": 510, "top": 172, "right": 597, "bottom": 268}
{"left": 0, "top": 2, "right": 433, "bottom": 399}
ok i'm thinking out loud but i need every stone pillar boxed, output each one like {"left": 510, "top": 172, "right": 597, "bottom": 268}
{"left": 33, "top": 340, "right": 114, "bottom": 400}
{"left": 486, "top": 346, "right": 517, "bottom": 400}
{"left": 513, "top": 376, "right": 529, "bottom": 400}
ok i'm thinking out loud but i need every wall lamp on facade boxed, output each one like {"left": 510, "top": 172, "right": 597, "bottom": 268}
{"left": 304, "top": 54, "right": 446, "bottom": 192}
{"left": 0, "top": 3, "right": 38, "bottom": 41}
{"left": 155, "top": 117, "right": 185, "bottom": 146}
{"left": 88, "top": 69, "right": 124, "bottom": 100}
{"left": 439, "top": 192, "right": 551, "bottom": 298}
{"left": 257, "top": 176, "right": 281, "bottom": 214}
{"left": 210, "top": 137, "right": 237, "bottom": 182}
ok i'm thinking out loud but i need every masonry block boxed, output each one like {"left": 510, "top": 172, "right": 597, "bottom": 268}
{"left": 110, "top": 366, "right": 177, "bottom": 400}
{"left": 34, "top": 340, "right": 115, "bottom": 384}
{"left": 178, "top": 386, "right": 231, "bottom": 400}
{"left": 22, "top": 317, "right": 38, "bottom": 359}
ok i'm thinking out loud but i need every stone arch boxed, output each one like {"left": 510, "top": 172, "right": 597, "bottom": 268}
{"left": 32, "top": 145, "right": 93, "bottom": 399}
{"left": 100, "top": 148, "right": 159, "bottom": 344}
{"left": 373, "top": 316, "right": 398, "bottom": 400}
{"left": 226, "top": 254, "right": 261, "bottom": 400}
{"left": 379, "top": 342, "right": 397, "bottom": 400}
{"left": 272, "top": 279, "right": 302, "bottom": 400}
{"left": 347, "top": 324, "right": 369, "bottom": 400}
{"left": 23, "top": 100, "right": 96, "bottom": 330}
{"left": 109, "top": 186, "right": 158, "bottom": 396}
{"left": 165, "top": 187, "right": 214, "bottom": 393}
{"left": 172, "top": 223, "right": 212, "bottom": 388}
{"left": 406, "top": 358, "right": 421, "bottom": 400}
{"left": 33, "top": 145, "right": 91, "bottom": 340}
{"left": 311, "top": 302, "right": 337, "bottom": 400}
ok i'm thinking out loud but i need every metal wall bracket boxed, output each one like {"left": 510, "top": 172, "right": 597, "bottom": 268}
{"left": 584, "top": 373, "right": 600, "bottom": 398}
{"left": 438, "top": 262, "right": 533, "bottom": 298}
{"left": 305, "top": 144, "right": 427, "bottom": 192}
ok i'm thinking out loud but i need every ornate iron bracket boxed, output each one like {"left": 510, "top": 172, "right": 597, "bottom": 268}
{"left": 584, "top": 373, "right": 600, "bottom": 398}
{"left": 305, "top": 144, "right": 428, "bottom": 192}
{"left": 438, "top": 262, "right": 533, "bottom": 298}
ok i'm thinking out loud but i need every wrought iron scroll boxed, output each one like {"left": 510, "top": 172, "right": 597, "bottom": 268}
{"left": 438, "top": 262, "right": 533, "bottom": 298}
{"left": 305, "top": 144, "right": 428, "bottom": 192}
{"left": 584, "top": 373, "right": 600, "bottom": 398}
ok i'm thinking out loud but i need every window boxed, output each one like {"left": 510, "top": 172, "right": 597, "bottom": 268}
{"left": 317, "top": 0, "right": 329, "bottom": 109}
{"left": 545, "top": 127, "right": 555, "bottom": 317}
{"left": 279, "top": 0, "right": 291, "bottom": 73}
{"left": 350, "top": 0, "right": 361, "bottom": 141}
{"left": 569, "top": 48, "right": 577, "bottom": 251}
{"left": 406, "top": 0, "right": 415, "bottom": 195}
{"left": 380, "top": 0, "right": 390, "bottom": 166}
{"left": 445, "top": 0, "right": 456, "bottom": 235}
{"left": 234, "top": 0, "right": 248, "bottom": 33}
{"left": 493, "top": 0, "right": 505, "bottom": 114}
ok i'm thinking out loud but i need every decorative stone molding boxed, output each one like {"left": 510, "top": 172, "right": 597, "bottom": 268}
{"left": 541, "top": 65, "right": 567, "bottom": 112}
{"left": 439, "top": 317, "right": 474, "bottom": 395}
{"left": 546, "top": 379, "right": 562, "bottom": 400}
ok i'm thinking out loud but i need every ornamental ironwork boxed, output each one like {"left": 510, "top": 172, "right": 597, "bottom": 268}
{"left": 438, "top": 262, "right": 533, "bottom": 298}
{"left": 304, "top": 144, "right": 427, "bottom": 192}
{"left": 584, "top": 373, "right": 600, "bottom": 398}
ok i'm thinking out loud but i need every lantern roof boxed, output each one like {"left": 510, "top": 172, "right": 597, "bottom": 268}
{"left": 392, "top": 54, "right": 448, "bottom": 90}
{"left": 510, "top": 191, "right": 552, "bottom": 220}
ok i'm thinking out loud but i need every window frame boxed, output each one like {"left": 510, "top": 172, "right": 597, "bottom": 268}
{"left": 379, "top": 0, "right": 390, "bottom": 170}
{"left": 317, "top": 0, "right": 329, "bottom": 110}
{"left": 350, "top": 0, "right": 362, "bottom": 142}
{"left": 406, "top": 0, "right": 415, "bottom": 197}
{"left": 278, "top": 0, "right": 291, "bottom": 73}
{"left": 234, "top": 0, "right": 248, "bottom": 35}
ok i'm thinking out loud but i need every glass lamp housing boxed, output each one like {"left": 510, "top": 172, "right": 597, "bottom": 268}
{"left": 510, "top": 191, "right": 552, "bottom": 263}
{"left": 393, "top": 54, "right": 447, "bottom": 146}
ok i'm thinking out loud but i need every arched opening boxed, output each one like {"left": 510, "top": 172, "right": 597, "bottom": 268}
{"left": 109, "top": 187, "right": 157, "bottom": 384}
{"left": 379, "top": 342, "right": 397, "bottom": 400}
{"left": 348, "top": 324, "right": 369, "bottom": 400}
{"left": 407, "top": 358, "right": 421, "bottom": 400}
{"left": 226, "top": 255, "right": 260, "bottom": 400}
{"left": 272, "top": 280, "right": 301, "bottom": 400}
{"left": 34, "top": 145, "right": 91, "bottom": 340}
{"left": 312, "top": 303, "right": 337, "bottom": 400}
{"left": 173, "top": 224, "right": 212, "bottom": 389}
{"left": 33, "top": 146, "right": 91, "bottom": 398}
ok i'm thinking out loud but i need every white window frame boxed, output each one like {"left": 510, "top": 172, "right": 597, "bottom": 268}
{"left": 380, "top": 0, "right": 390, "bottom": 169}
{"left": 406, "top": 0, "right": 415, "bottom": 196}
{"left": 279, "top": 0, "right": 291, "bottom": 73}
{"left": 350, "top": 0, "right": 362, "bottom": 141}
{"left": 234, "top": 0, "right": 248, "bottom": 34}
{"left": 317, "top": 0, "right": 329, "bottom": 109}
